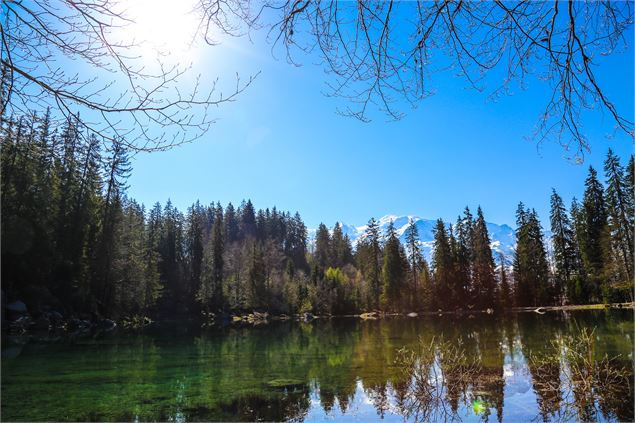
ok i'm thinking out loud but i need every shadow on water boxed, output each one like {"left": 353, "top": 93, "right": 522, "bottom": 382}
{"left": 1, "top": 310, "right": 633, "bottom": 422}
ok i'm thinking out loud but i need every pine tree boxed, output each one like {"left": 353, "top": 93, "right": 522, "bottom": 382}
{"left": 186, "top": 201, "right": 205, "bottom": 308}
{"left": 247, "top": 242, "right": 267, "bottom": 310}
{"left": 404, "top": 218, "right": 423, "bottom": 309}
{"left": 240, "top": 199, "right": 257, "bottom": 239}
{"left": 364, "top": 217, "right": 382, "bottom": 309}
{"left": 580, "top": 166, "right": 609, "bottom": 303}
{"left": 314, "top": 223, "right": 331, "bottom": 273}
{"left": 514, "top": 204, "right": 551, "bottom": 306}
{"left": 331, "top": 222, "right": 353, "bottom": 268}
{"left": 224, "top": 202, "right": 239, "bottom": 244}
{"left": 603, "top": 149, "right": 633, "bottom": 285}
{"left": 380, "top": 220, "right": 407, "bottom": 311}
{"left": 285, "top": 212, "right": 308, "bottom": 272}
{"left": 549, "top": 189, "right": 576, "bottom": 302}
{"left": 498, "top": 254, "right": 511, "bottom": 307}
{"left": 472, "top": 207, "right": 496, "bottom": 309}
{"left": 432, "top": 219, "right": 453, "bottom": 310}
{"left": 94, "top": 137, "right": 131, "bottom": 313}
{"left": 453, "top": 208, "right": 473, "bottom": 307}
{"left": 569, "top": 197, "right": 588, "bottom": 303}
{"left": 210, "top": 204, "right": 225, "bottom": 310}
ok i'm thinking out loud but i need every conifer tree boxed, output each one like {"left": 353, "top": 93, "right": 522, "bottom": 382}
{"left": 331, "top": 222, "right": 353, "bottom": 268}
{"left": 247, "top": 242, "right": 267, "bottom": 309}
{"left": 240, "top": 199, "right": 257, "bottom": 238}
{"left": 314, "top": 223, "right": 331, "bottom": 273}
{"left": 498, "top": 254, "right": 511, "bottom": 307}
{"left": 432, "top": 219, "right": 453, "bottom": 310}
{"left": 363, "top": 217, "right": 382, "bottom": 309}
{"left": 514, "top": 204, "right": 551, "bottom": 306}
{"left": 603, "top": 149, "right": 633, "bottom": 284}
{"left": 224, "top": 202, "right": 239, "bottom": 244}
{"left": 186, "top": 201, "right": 205, "bottom": 307}
{"left": 549, "top": 189, "right": 576, "bottom": 302}
{"left": 580, "top": 166, "right": 609, "bottom": 302}
{"left": 569, "top": 197, "right": 588, "bottom": 303}
{"left": 453, "top": 208, "right": 473, "bottom": 307}
{"left": 472, "top": 207, "right": 496, "bottom": 309}
{"left": 94, "top": 138, "right": 131, "bottom": 313}
{"left": 404, "top": 218, "right": 423, "bottom": 309}
{"left": 380, "top": 220, "right": 407, "bottom": 311}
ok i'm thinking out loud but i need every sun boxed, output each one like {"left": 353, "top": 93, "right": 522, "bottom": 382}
{"left": 119, "top": 0, "right": 202, "bottom": 60}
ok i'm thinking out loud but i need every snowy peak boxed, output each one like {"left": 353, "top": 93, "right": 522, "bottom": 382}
{"left": 310, "top": 215, "right": 517, "bottom": 262}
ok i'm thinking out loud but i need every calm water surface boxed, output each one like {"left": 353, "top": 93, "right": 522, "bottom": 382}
{"left": 2, "top": 310, "right": 633, "bottom": 422}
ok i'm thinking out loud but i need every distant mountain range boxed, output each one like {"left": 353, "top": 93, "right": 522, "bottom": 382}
{"left": 309, "top": 215, "right": 520, "bottom": 264}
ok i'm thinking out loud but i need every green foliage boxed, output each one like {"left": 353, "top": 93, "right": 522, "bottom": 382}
{"left": 514, "top": 204, "right": 551, "bottom": 307}
{"left": 2, "top": 112, "right": 632, "bottom": 316}
{"left": 381, "top": 221, "right": 408, "bottom": 311}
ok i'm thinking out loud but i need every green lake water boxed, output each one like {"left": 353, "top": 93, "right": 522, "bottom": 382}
{"left": 2, "top": 310, "right": 633, "bottom": 422}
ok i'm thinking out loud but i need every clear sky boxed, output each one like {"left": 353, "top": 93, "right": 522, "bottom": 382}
{"left": 126, "top": 14, "right": 634, "bottom": 229}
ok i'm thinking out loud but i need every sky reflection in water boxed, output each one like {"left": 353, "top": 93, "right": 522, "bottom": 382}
{"left": 2, "top": 310, "right": 633, "bottom": 422}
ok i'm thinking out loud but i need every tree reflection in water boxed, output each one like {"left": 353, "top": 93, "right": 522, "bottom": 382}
{"left": 528, "top": 327, "right": 633, "bottom": 422}
{"left": 394, "top": 337, "right": 480, "bottom": 422}
{"left": 1, "top": 311, "right": 633, "bottom": 422}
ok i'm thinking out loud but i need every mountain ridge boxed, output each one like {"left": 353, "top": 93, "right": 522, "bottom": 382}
{"left": 309, "top": 215, "right": 518, "bottom": 263}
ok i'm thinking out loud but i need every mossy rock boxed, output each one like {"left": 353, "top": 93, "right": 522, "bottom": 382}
{"left": 360, "top": 312, "right": 378, "bottom": 320}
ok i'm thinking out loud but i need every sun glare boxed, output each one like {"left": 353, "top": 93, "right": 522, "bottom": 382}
{"left": 121, "top": 0, "right": 201, "bottom": 61}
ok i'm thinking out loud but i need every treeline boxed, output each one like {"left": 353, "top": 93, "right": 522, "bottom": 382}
{"left": 1, "top": 112, "right": 633, "bottom": 319}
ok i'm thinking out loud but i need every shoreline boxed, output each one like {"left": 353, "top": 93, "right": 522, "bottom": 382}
{"left": 4, "top": 302, "right": 632, "bottom": 336}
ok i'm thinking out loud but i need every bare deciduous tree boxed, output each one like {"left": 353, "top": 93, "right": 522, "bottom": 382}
{"left": 254, "top": 0, "right": 634, "bottom": 158}
{"left": 1, "top": 0, "right": 257, "bottom": 151}
{"left": 3, "top": 1, "right": 633, "bottom": 157}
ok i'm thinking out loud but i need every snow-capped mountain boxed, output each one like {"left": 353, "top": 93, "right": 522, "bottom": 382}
{"left": 309, "top": 215, "right": 517, "bottom": 263}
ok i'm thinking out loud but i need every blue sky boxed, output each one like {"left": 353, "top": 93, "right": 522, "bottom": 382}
{"left": 127, "top": 22, "right": 634, "bottom": 229}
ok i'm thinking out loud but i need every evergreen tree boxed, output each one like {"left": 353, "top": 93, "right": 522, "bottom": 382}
{"left": 314, "top": 223, "right": 331, "bottom": 273}
{"left": 94, "top": 138, "right": 131, "bottom": 313}
{"left": 472, "top": 207, "right": 496, "bottom": 309}
{"left": 569, "top": 197, "right": 588, "bottom": 303}
{"left": 549, "top": 189, "right": 576, "bottom": 302}
{"left": 404, "top": 218, "right": 423, "bottom": 309}
{"left": 580, "top": 166, "right": 608, "bottom": 302}
{"left": 453, "top": 208, "right": 473, "bottom": 307}
{"left": 514, "top": 204, "right": 551, "bottom": 307}
{"left": 331, "top": 222, "right": 353, "bottom": 268}
{"left": 363, "top": 217, "right": 382, "bottom": 309}
{"left": 603, "top": 149, "right": 633, "bottom": 286}
{"left": 247, "top": 242, "right": 267, "bottom": 309}
{"left": 240, "top": 199, "right": 257, "bottom": 238}
{"left": 285, "top": 212, "right": 308, "bottom": 272}
{"left": 186, "top": 201, "right": 205, "bottom": 308}
{"left": 380, "top": 220, "right": 407, "bottom": 311}
{"left": 224, "top": 202, "right": 239, "bottom": 244}
{"left": 432, "top": 219, "right": 453, "bottom": 310}
{"left": 498, "top": 254, "right": 511, "bottom": 307}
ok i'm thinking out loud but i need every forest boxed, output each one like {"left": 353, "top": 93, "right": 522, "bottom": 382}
{"left": 2, "top": 112, "right": 633, "bottom": 321}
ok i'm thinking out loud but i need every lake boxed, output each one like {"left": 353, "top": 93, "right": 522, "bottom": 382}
{"left": 2, "top": 310, "right": 633, "bottom": 422}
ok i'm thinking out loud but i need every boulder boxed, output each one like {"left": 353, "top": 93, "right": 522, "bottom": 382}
{"left": 68, "top": 318, "right": 91, "bottom": 332}
{"left": 360, "top": 312, "right": 378, "bottom": 320}
{"left": 32, "top": 315, "right": 51, "bottom": 331}
{"left": 9, "top": 315, "right": 31, "bottom": 332}
{"left": 252, "top": 311, "right": 269, "bottom": 320}
{"left": 47, "top": 311, "right": 64, "bottom": 326}
{"left": 6, "top": 301, "right": 27, "bottom": 314}
{"left": 96, "top": 319, "right": 117, "bottom": 331}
